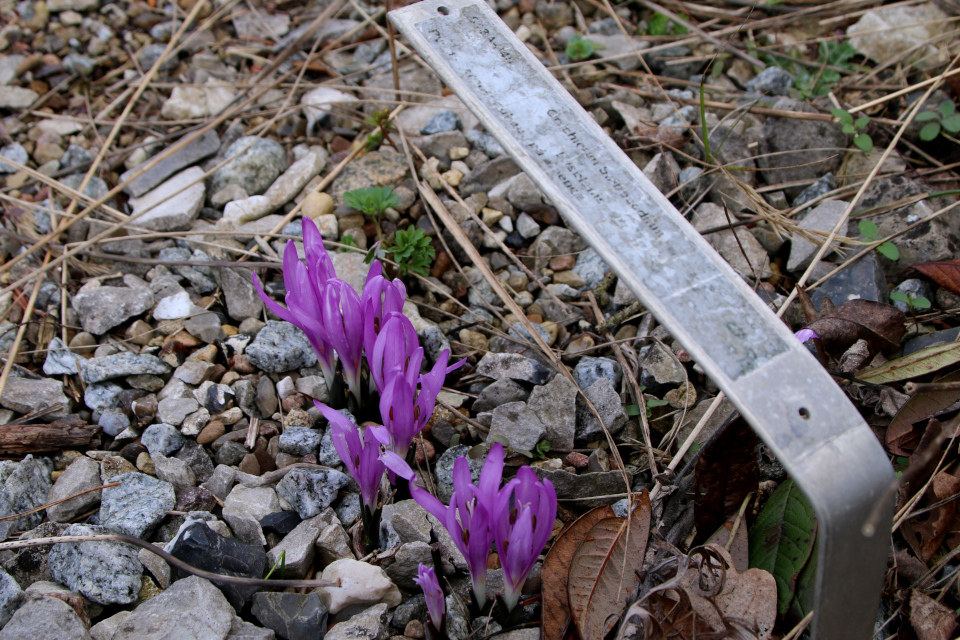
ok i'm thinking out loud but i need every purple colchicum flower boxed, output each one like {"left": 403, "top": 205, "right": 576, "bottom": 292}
{"left": 382, "top": 444, "right": 506, "bottom": 606}
{"left": 252, "top": 231, "right": 337, "bottom": 391}
{"left": 321, "top": 279, "right": 365, "bottom": 403}
{"left": 795, "top": 328, "right": 820, "bottom": 343}
{"left": 493, "top": 467, "right": 557, "bottom": 611}
{"left": 369, "top": 311, "right": 465, "bottom": 459}
{"left": 369, "top": 312, "right": 423, "bottom": 395}
{"left": 374, "top": 349, "right": 461, "bottom": 459}
{"left": 302, "top": 215, "right": 337, "bottom": 286}
{"left": 414, "top": 564, "right": 445, "bottom": 632}
{"left": 361, "top": 267, "right": 408, "bottom": 389}
{"left": 317, "top": 403, "right": 384, "bottom": 515}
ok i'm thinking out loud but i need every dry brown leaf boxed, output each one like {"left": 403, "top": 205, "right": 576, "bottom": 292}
{"left": 705, "top": 517, "right": 750, "bottom": 574}
{"left": 911, "top": 261, "right": 960, "bottom": 297}
{"left": 902, "top": 469, "right": 960, "bottom": 562}
{"left": 569, "top": 491, "right": 651, "bottom": 640}
{"left": 887, "top": 373, "right": 960, "bottom": 455}
{"left": 805, "top": 299, "right": 906, "bottom": 359}
{"left": 909, "top": 589, "right": 959, "bottom": 640}
{"left": 694, "top": 417, "right": 759, "bottom": 542}
{"left": 541, "top": 505, "right": 616, "bottom": 640}
{"left": 676, "top": 544, "right": 777, "bottom": 640}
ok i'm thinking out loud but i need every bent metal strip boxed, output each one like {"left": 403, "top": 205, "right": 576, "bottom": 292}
{"left": 389, "top": 1, "right": 893, "bottom": 637}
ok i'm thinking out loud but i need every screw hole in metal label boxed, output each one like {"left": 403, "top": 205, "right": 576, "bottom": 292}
{"left": 437, "top": 6, "right": 449, "bottom": 14}
{"left": 799, "top": 407, "right": 810, "bottom": 420}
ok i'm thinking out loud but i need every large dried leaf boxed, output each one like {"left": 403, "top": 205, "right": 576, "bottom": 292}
{"left": 902, "top": 470, "right": 960, "bottom": 562}
{"left": 695, "top": 416, "right": 760, "bottom": 541}
{"left": 677, "top": 545, "right": 777, "bottom": 639}
{"left": 909, "top": 589, "right": 959, "bottom": 640}
{"left": 911, "top": 260, "right": 960, "bottom": 297}
{"left": 705, "top": 516, "right": 750, "bottom": 574}
{"left": 569, "top": 491, "right": 651, "bottom": 640}
{"left": 804, "top": 299, "right": 905, "bottom": 358}
{"left": 541, "top": 505, "right": 615, "bottom": 640}
{"left": 887, "top": 372, "right": 960, "bottom": 455}
{"left": 748, "top": 479, "right": 817, "bottom": 616}
{"left": 859, "top": 341, "right": 960, "bottom": 384}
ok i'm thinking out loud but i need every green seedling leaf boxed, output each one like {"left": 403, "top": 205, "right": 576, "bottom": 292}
{"left": 831, "top": 108, "right": 853, "bottom": 125}
{"left": 565, "top": 35, "right": 596, "bottom": 61}
{"left": 386, "top": 227, "right": 435, "bottom": 277}
{"left": 534, "top": 439, "right": 551, "bottom": 459}
{"left": 646, "top": 12, "right": 687, "bottom": 35}
{"left": 916, "top": 111, "right": 941, "bottom": 122}
{"left": 646, "top": 12, "right": 669, "bottom": 35}
{"left": 854, "top": 133, "right": 873, "bottom": 152}
{"left": 942, "top": 115, "right": 960, "bottom": 134}
{"left": 920, "top": 122, "right": 941, "bottom": 141}
{"left": 748, "top": 478, "right": 817, "bottom": 616}
{"left": 913, "top": 296, "right": 932, "bottom": 310}
{"left": 859, "top": 341, "right": 960, "bottom": 384}
{"left": 822, "top": 41, "right": 857, "bottom": 68}
{"left": 842, "top": 124, "right": 856, "bottom": 135}
{"left": 624, "top": 404, "right": 642, "bottom": 416}
{"left": 855, "top": 116, "right": 870, "bottom": 130}
{"left": 264, "top": 551, "right": 287, "bottom": 580}
{"left": 344, "top": 186, "right": 400, "bottom": 217}
{"left": 857, "top": 219, "right": 879, "bottom": 239}
{"left": 877, "top": 242, "right": 900, "bottom": 261}
{"left": 889, "top": 291, "right": 909, "bottom": 303}
{"left": 940, "top": 100, "right": 956, "bottom": 118}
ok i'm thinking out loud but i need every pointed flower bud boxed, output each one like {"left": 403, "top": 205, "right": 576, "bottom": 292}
{"left": 380, "top": 444, "right": 506, "bottom": 606}
{"left": 251, "top": 233, "right": 336, "bottom": 390}
{"left": 414, "top": 564, "right": 445, "bottom": 632}
{"left": 316, "top": 403, "right": 384, "bottom": 514}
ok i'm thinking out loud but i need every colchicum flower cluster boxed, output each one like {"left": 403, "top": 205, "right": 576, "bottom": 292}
{"left": 383, "top": 444, "right": 557, "bottom": 611}
{"left": 252, "top": 217, "right": 462, "bottom": 542}
{"left": 253, "top": 217, "right": 555, "bottom": 611}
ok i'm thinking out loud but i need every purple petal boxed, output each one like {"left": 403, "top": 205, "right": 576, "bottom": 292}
{"left": 476, "top": 443, "right": 505, "bottom": 511}
{"left": 380, "top": 450, "right": 415, "bottom": 481}
{"left": 251, "top": 272, "right": 296, "bottom": 324}
{"left": 369, "top": 425, "right": 392, "bottom": 447}
{"left": 380, "top": 370, "right": 419, "bottom": 456}
{"left": 413, "top": 564, "right": 445, "bottom": 631}
{"left": 365, "top": 259, "right": 384, "bottom": 286}
{"left": 795, "top": 328, "right": 819, "bottom": 343}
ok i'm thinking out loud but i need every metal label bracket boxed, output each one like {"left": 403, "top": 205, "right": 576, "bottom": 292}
{"left": 390, "top": 1, "right": 893, "bottom": 637}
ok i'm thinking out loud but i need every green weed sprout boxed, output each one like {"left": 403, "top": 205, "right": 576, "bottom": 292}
{"left": 647, "top": 12, "right": 688, "bottom": 36}
{"left": 363, "top": 108, "right": 395, "bottom": 151}
{"left": 769, "top": 41, "right": 858, "bottom": 99}
{"left": 832, "top": 108, "right": 873, "bottom": 152}
{"left": 858, "top": 219, "right": 899, "bottom": 261}
{"left": 344, "top": 186, "right": 399, "bottom": 218}
{"left": 565, "top": 35, "right": 597, "bottom": 62}
{"left": 625, "top": 396, "right": 670, "bottom": 418}
{"left": 386, "top": 227, "right": 435, "bottom": 277}
{"left": 917, "top": 100, "right": 960, "bottom": 141}
{"left": 889, "top": 291, "right": 931, "bottom": 311}
{"left": 533, "top": 439, "right": 551, "bottom": 460}
{"left": 264, "top": 551, "right": 286, "bottom": 580}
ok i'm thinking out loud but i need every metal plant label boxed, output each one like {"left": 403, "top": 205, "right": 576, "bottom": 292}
{"left": 390, "top": 1, "right": 895, "bottom": 637}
